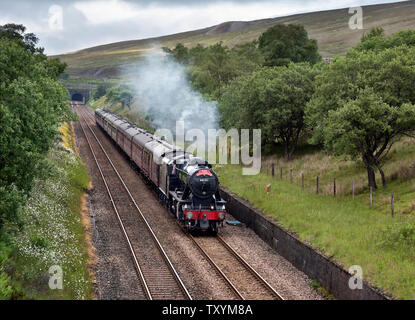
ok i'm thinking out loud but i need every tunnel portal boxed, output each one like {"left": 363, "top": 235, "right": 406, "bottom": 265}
{"left": 71, "top": 93, "right": 84, "bottom": 102}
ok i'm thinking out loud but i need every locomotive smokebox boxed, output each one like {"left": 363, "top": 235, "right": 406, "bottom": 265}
{"left": 188, "top": 169, "right": 219, "bottom": 199}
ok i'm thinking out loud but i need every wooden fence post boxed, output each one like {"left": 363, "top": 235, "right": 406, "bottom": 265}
{"left": 316, "top": 176, "right": 319, "bottom": 194}
{"left": 290, "top": 169, "right": 293, "bottom": 183}
{"left": 301, "top": 172, "right": 304, "bottom": 190}
{"left": 391, "top": 194, "right": 394, "bottom": 218}
{"left": 334, "top": 178, "right": 336, "bottom": 196}
{"left": 352, "top": 180, "right": 355, "bottom": 200}
{"left": 272, "top": 163, "right": 275, "bottom": 177}
{"left": 370, "top": 187, "right": 373, "bottom": 208}
{"left": 280, "top": 167, "right": 283, "bottom": 180}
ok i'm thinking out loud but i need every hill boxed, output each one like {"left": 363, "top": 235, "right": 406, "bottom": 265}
{"left": 55, "top": 1, "right": 415, "bottom": 79}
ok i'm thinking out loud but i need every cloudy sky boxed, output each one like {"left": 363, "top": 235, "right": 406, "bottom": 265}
{"left": 0, "top": 0, "right": 404, "bottom": 55}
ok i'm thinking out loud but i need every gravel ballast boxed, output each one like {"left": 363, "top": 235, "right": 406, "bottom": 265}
{"left": 74, "top": 108, "right": 324, "bottom": 300}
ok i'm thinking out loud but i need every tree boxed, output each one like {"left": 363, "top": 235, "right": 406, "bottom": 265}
{"left": 105, "top": 85, "right": 134, "bottom": 110}
{"left": 168, "top": 43, "right": 190, "bottom": 64}
{"left": 0, "top": 35, "right": 69, "bottom": 229}
{"left": 105, "top": 86, "right": 120, "bottom": 103}
{"left": 323, "top": 88, "right": 415, "bottom": 189}
{"left": 44, "top": 58, "right": 67, "bottom": 79}
{"left": 361, "top": 27, "right": 385, "bottom": 43}
{"left": 120, "top": 90, "right": 133, "bottom": 110}
{"left": 356, "top": 29, "right": 415, "bottom": 52}
{"left": 189, "top": 41, "right": 263, "bottom": 99}
{"left": 189, "top": 42, "right": 235, "bottom": 98}
{"left": 0, "top": 23, "right": 44, "bottom": 54}
{"left": 306, "top": 45, "right": 415, "bottom": 189}
{"left": 219, "top": 63, "right": 318, "bottom": 160}
{"left": 258, "top": 24, "right": 321, "bottom": 67}
{"left": 264, "top": 63, "right": 320, "bottom": 160}
{"left": 93, "top": 83, "right": 111, "bottom": 100}
{"left": 164, "top": 41, "right": 263, "bottom": 99}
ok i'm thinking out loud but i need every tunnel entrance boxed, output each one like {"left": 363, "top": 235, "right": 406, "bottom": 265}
{"left": 72, "top": 93, "right": 84, "bottom": 102}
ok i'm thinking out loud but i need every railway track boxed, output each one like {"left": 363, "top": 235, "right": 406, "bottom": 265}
{"left": 189, "top": 234, "right": 284, "bottom": 300}
{"left": 75, "top": 103, "right": 284, "bottom": 300}
{"left": 73, "top": 103, "right": 191, "bottom": 300}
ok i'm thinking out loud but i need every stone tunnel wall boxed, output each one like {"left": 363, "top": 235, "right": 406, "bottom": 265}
{"left": 67, "top": 88, "right": 91, "bottom": 103}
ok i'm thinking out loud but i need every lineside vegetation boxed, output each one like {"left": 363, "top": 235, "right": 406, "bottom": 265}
{"left": 0, "top": 24, "right": 92, "bottom": 299}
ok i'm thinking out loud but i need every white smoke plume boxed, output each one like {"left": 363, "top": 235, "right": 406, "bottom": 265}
{"left": 125, "top": 47, "right": 219, "bottom": 135}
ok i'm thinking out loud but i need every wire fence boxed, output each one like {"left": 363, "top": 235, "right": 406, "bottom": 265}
{"left": 263, "top": 163, "right": 396, "bottom": 217}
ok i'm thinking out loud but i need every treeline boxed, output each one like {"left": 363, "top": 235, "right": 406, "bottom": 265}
{"left": 165, "top": 24, "right": 415, "bottom": 190}
{"left": 164, "top": 24, "right": 320, "bottom": 100}
{"left": 0, "top": 24, "right": 70, "bottom": 298}
{"left": 92, "top": 82, "right": 133, "bottom": 110}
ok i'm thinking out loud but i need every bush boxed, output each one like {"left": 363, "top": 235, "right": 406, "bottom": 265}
{"left": 0, "top": 238, "right": 12, "bottom": 300}
{"left": 376, "top": 224, "right": 415, "bottom": 251}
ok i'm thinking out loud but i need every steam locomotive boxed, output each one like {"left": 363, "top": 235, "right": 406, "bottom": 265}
{"left": 95, "top": 109, "right": 226, "bottom": 234}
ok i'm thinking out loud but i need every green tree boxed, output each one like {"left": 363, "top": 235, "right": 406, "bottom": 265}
{"left": 356, "top": 29, "right": 415, "bottom": 52}
{"left": 164, "top": 41, "right": 264, "bottom": 99}
{"left": 120, "top": 90, "right": 133, "bottom": 110}
{"left": 189, "top": 41, "right": 263, "bottom": 99}
{"left": 230, "top": 40, "right": 264, "bottom": 74}
{"left": 323, "top": 88, "right": 415, "bottom": 189}
{"left": 93, "top": 83, "right": 111, "bottom": 100}
{"left": 105, "top": 86, "right": 120, "bottom": 103}
{"left": 219, "top": 63, "right": 318, "bottom": 160}
{"left": 0, "top": 23, "right": 43, "bottom": 54}
{"left": 361, "top": 27, "right": 385, "bottom": 43}
{"left": 0, "top": 24, "right": 69, "bottom": 298}
{"left": 306, "top": 45, "right": 415, "bottom": 189}
{"left": 258, "top": 24, "right": 321, "bottom": 67}
{"left": 105, "top": 85, "right": 134, "bottom": 110}
{"left": 189, "top": 42, "right": 235, "bottom": 98}
{"left": 167, "top": 43, "right": 190, "bottom": 64}
{"left": 0, "top": 35, "right": 69, "bottom": 228}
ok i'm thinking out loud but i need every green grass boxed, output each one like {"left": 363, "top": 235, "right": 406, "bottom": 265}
{"left": 262, "top": 137, "right": 415, "bottom": 201}
{"left": 6, "top": 123, "right": 93, "bottom": 300}
{"left": 54, "top": 1, "right": 415, "bottom": 80}
{"left": 310, "top": 280, "right": 335, "bottom": 299}
{"left": 214, "top": 138, "right": 415, "bottom": 299}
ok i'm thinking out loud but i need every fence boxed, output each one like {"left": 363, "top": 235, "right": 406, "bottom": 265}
{"left": 263, "top": 163, "right": 396, "bottom": 217}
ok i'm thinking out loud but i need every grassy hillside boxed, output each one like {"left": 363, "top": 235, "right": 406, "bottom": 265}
{"left": 56, "top": 1, "right": 415, "bottom": 79}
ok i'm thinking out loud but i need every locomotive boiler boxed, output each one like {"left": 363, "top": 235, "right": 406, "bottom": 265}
{"left": 95, "top": 109, "right": 226, "bottom": 234}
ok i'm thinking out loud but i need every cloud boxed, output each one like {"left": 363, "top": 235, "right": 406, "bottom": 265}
{"left": 0, "top": 0, "right": 405, "bottom": 55}
{"left": 74, "top": 0, "right": 141, "bottom": 25}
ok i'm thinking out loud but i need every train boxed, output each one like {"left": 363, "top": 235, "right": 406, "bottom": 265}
{"left": 95, "top": 108, "right": 227, "bottom": 234}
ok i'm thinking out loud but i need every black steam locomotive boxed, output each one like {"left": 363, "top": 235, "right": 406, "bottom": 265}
{"left": 95, "top": 109, "right": 226, "bottom": 234}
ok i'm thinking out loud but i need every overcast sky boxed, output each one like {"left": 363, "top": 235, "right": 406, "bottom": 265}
{"left": 0, "top": 0, "right": 404, "bottom": 55}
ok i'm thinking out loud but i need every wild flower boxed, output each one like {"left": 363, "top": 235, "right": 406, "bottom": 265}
{"left": 12, "top": 123, "right": 91, "bottom": 299}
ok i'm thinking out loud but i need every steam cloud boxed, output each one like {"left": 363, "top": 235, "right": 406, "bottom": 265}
{"left": 125, "top": 48, "right": 219, "bottom": 135}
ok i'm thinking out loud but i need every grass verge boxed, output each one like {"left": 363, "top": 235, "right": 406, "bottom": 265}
{"left": 5, "top": 122, "right": 94, "bottom": 299}
{"left": 214, "top": 145, "right": 415, "bottom": 299}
